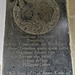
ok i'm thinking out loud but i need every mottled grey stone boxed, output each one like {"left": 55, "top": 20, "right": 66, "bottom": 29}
{"left": 3, "top": 0, "right": 73, "bottom": 75}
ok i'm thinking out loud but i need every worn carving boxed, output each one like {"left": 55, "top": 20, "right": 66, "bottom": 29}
{"left": 3, "top": 0, "right": 73, "bottom": 75}
{"left": 13, "top": 0, "right": 60, "bottom": 35}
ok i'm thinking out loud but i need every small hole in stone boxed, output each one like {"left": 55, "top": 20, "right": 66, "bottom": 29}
{"left": 13, "top": 67, "right": 15, "bottom": 68}
{"left": 17, "top": 4, "right": 19, "bottom": 6}
{"left": 38, "top": 13, "right": 40, "bottom": 15}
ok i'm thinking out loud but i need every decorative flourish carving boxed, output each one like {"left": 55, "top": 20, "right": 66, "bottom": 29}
{"left": 13, "top": 0, "right": 60, "bottom": 35}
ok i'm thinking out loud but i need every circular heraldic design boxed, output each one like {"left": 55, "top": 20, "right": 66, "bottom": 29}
{"left": 13, "top": 0, "right": 60, "bottom": 35}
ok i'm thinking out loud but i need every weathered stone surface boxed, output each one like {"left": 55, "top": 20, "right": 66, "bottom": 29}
{"left": 3, "top": 0, "right": 73, "bottom": 75}
{"left": 13, "top": 0, "right": 60, "bottom": 35}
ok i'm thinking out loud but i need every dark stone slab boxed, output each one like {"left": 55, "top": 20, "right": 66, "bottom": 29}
{"left": 3, "top": 0, "right": 73, "bottom": 75}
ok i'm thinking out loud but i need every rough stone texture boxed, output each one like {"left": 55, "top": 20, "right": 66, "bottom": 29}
{"left": 13, "top": 0, "right": 60, "bottom": 35}
{"left": 67, "top": 0, "right": 75, "bottom": 75}
{"left": 3, "top": 0, "right": 73, "bottom": 75}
